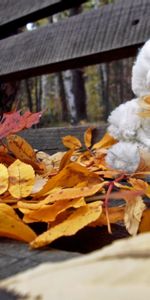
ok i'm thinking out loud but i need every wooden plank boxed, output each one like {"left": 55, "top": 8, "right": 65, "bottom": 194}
{"left": 20, "top": 125, "right": 107, "bottom": 154}
{"left": 0, "top": 0, "right": 87, "bottom": 39}
{"left": 0, "top": 0, "right": 149, "bottom": 80}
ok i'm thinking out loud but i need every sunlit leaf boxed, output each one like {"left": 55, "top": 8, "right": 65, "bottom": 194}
{"left": 8, "top": 159, "right": 35, "bottom": 199}
{"left": 62, "top": 135, "right": 82, "bottom": 149}
{"left": 84, "top": 127, "right": 93, "bottom": 148}
{"left": 92, "top": 132, "right": 117, "bottom": 150}
{"left": 30, "top": 201, "right": 102, "bottom": 248}
{"left": 23, "top": 197, "right": 86, "bottom": 223}
{"left": 0, "top": 164, "right": 8, "bottom": 194}
{"left": 0, "top": 203, "right": 36, "bottom": 242}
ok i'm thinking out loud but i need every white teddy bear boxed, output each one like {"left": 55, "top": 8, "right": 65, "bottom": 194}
{"left": 106, "top": 40, "right": 150, "bottom": 173}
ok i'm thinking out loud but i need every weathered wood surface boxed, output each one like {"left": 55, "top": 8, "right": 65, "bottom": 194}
{"left": 1, "top": 233, "right": 149, "bottom": 300}
{"left": 0, "top": 0, "right": 149, "bottom": 80}
{"left": 0, "top": 225, "right": 128, "bottom": 281}
{"left": 20, "top": 125, "right": 107, "bottom": 154}
{"left": 0, "top": 0, "right": 87, "bottom": 39}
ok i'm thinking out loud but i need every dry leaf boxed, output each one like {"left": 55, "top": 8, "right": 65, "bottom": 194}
{"left": 34, "top": 162, "right": 101, "bottom": 197}
{"left": 23, "top": 197, "right": 85, "bottom": 223}
{"left": 124, "top": 196, "right": 146, "bottom": 235}
{"left": 84, "top": 128, "right": 93, "bottom": 148}
{"left": 30, "top": 201, "right": 102, "bottom": 248}
{"left": 8, "top": 159, "right": 35, "bottom": 199}
{"left": 0, "top": 203, "right": 36, "bottom": 242}
{"left": 0, "top": 164, "right": 9, "bottom": 194}
{"left": 7, "top": 134, "right": 36, "bottom": 162}
{"left": 62, "top": 135, "right": 82, "bottom": 149}
{"left": 90, "top": 206, "right": 125, "bottom": 227}
{"left": 139, "top": 209, "right": 150, "bottom": 233}
{"left": 92, "top": 133, "right": 117, "bottom": 150}
{"left": 59, "top": 149, "right": 74, "bottom": 171}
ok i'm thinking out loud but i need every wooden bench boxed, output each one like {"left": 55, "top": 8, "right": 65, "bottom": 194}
{"left": 0, "top": 0, "right": 150, "bottom": 285}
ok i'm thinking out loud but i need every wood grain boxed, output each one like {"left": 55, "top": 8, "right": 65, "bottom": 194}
{"left": 0, "top": 0, "right": 87, "bottom": 38}
{"left": 20, "top": 125, "right": 107, "bottom": 154}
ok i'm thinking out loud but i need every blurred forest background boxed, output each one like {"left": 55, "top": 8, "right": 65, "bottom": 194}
{"left": 1, "top": 0, "right": 136, "bottom": 126}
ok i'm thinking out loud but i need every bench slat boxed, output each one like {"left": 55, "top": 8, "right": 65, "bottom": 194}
{"left": 0, "top": 0, "right": 87, "bottom": 38}
{"left": 20, "top": 126, "right": 107, "bottom": 154}
{"left": 0, "top": 0, "right": 149, "bottom": 80}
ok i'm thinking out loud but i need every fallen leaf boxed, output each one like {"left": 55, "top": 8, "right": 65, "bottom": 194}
{"left": 30, "top": 201, "right": 102, "bottom": 248}
{"left": 59, "top": 149, "right": 74, "bottom": 171}
{"left": 92, "top": 132, "right": 117, "bottom": 150}
{"left": 23, "top": 197, "right": 86, "bottom": 223}
{"left": 8, "top": 159, "right": 35, "bottom": 199}
{"left": 124, "top": 196, "right": 146, "bottom": 235}
{"left": 0, "top": 164, "right": 9, "bottom": 194}
{"left": 90, "top": 206, "right": 125, "bottom": 227}
{"left": 6, "top": 134, "right": 36, "bottom": 161}
{"left": 62, "top": 135, "right": 82, "bottom": 149}
{"left": 0, "top": 203, "right": 36, "bottom": 242}
{"left": 139, "top": 209, "right": 150, "bottom": 233}
{"left": 33, "top": 162, "right": 101, "bottom": 197}
{"left": 84, "top": 127, "right": 93, "bottom": 148}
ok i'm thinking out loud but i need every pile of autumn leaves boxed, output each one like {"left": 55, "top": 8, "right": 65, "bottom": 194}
{"left": 0, "top": 112, "right": 150, "bottom": 249}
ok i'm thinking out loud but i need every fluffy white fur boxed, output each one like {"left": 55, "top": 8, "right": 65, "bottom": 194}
{"left": 106, "top": 40, "right": 150, "bottom": 172}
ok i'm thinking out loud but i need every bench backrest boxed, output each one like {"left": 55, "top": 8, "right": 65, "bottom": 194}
{"left": 0, "top": 0, "right": 150, "bottom": 153}
{"left": 0, "top": 0, "right": 150, "bottom": 81}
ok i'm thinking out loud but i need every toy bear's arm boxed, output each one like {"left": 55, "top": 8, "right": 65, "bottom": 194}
{"left": 108, "top": 98, "right": 141, "bottom": 141}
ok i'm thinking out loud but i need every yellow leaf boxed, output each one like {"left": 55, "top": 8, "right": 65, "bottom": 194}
{"left": 92, "top": 133, "right": 117, "bottom": 150}
{"left": 124, "top": 196, "right": 146, "bottom": 236}
{"left": 7, "top": 134, "right": 36, "bottom": 161}
{"left": 0, "top": 164, "right": 8, "bottom": 194}
{"left": 84, "top": 127, "right": 93, "bottom": 148}
{"left": 23, "top": 197, "right": 86, "bottom": 223}
{"left": 59, "top": 149, "right": 74, "bottom": 171}
{"left": 8, "top": 159, "right": 35, "bottom": 199}
{"left": 62, "top": 135, "right": 82, "bottom": 149}
{"left": 139, "top": 209, "right": 150, "bottom": 233}
{"left": 0, "top": 203, "right": 36, "bottom": 242}
{"left": 30, "top": 201, "right": 102, "bottom": 248}
{"left": 18, "top": 182, "right": 107, "bottom": 210}
{"left": 33, "top": 162, "right": 101, "bottom": 197}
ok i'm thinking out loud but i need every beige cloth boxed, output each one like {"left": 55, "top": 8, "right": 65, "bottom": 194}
{"left": 1, "top": 233, "right": 150, "bottom": 300}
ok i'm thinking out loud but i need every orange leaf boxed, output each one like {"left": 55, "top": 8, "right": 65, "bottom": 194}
{"left": 30, "top": 201, "right": 102, "bottom": 248}
{"left": 139, "top": 209, "right": 150, "bottom": 233}
{"left": 92, "top": 133, "right": 117, "bottom": 150}
{"left": 62, "top": 135, "right": 82, "bottom": 149}
{"left": 6, "top": 134, "right": 36, "bottom": 161}
{"left": 84, "top": 127, "right": 93, "bottom": 148}
{"left": 8, "top": 159, "right": 35, "bottom": 199}
{"left": 23, "top": 197, "right": 86, "bottom": 223}
{"left": 0, "top": 164, "right": 8, "bottom": 194}
{"left": 19, "top": 182, "right": 107, "bottom": 210}
{"left": 33, "top": 162, "right": 101, "bottom": 197}
{"left": 0, "top": 203, "right": 36, "bottom": 242}
{"left": 59, "top": 149, "right": 74, "bottom": 171}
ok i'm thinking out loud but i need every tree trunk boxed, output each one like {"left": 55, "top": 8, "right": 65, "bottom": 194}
{"left": 25, "top": 79, "right": 33, "bottom": 112}
{"left": 0, "top": 81, "right": 19, "bottom": 114}
{"left": 57, "top": 73, "right": 69, "bottom": 122}
{"left": 99, "top": 63, "right": 110, "bottom": 121}
{"left": 62, "top": 70, "right": 77, "bottom": 124}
